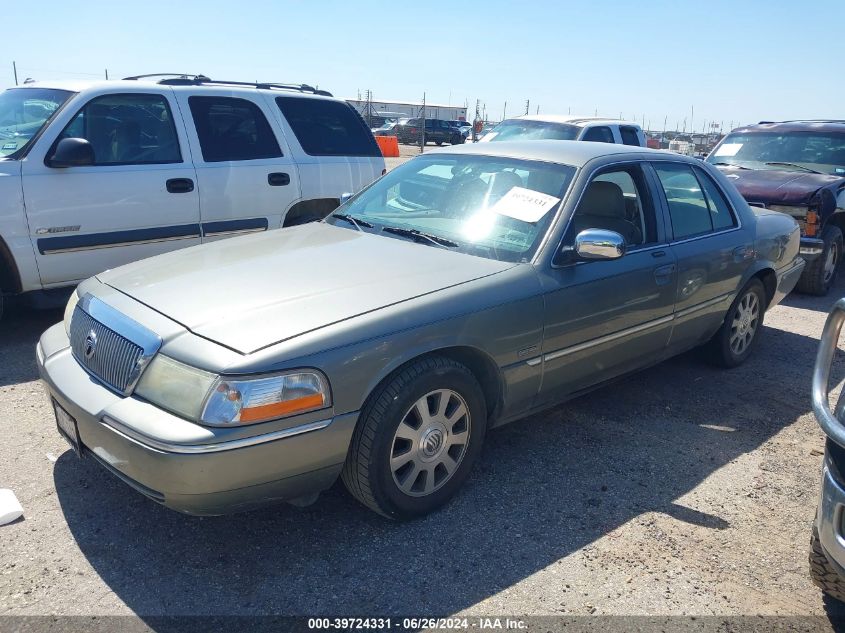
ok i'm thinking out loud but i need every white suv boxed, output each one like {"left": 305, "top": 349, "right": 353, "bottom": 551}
{"left": 0, "top": 74, "right": 385, "bottom": 315}
{"left": 479, "top": 115, "right": 646, "bottom": 146}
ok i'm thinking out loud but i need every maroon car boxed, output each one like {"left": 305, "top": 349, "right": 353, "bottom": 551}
{"left": 706, "top": 120, "right": 842, "bottom": 295}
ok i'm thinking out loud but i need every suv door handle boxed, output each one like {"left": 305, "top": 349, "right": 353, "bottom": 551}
{"left": 166, "top": 178, "right": 194, "bottom": 194}
{"left": 653, "top": 263, "right": 676, "bottom": 285}
{"left": 268, "top": 172, "right": 290, "bottom": 186}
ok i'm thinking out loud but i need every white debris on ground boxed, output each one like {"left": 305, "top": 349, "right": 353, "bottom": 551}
{"left": 0, "top": 489, "right": 23, "bottom": 525}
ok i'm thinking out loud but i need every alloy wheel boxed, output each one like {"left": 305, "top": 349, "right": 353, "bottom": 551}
{"left": 729, "top": 291, "right": 760, "bottom": 356}
{"left": 390, "top": 389, "right": 471, "bottom": 497}
{"left": 824, "top": 241, "right": 839, "bottom": 284}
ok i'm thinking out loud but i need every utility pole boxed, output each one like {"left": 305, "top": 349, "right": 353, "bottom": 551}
{"left": 472, "top": 99, "right": 481, "bottom": 143}
{"left": 502, "top": 101, "right": 507, "bottom": 120}
{"left": 105, "top": 69, "right": 109, "bottom": 80}
{"left": 524, "top": 100, "right": 529, "bottom": 115}
{"left": 535, "top": 105, "right": 539, "bottom": 115}
{"left": 419, "top": 92, "right": 426, "bottom": 153}
{"left": 12, "top": 61, "right": 17, "bottom": 86}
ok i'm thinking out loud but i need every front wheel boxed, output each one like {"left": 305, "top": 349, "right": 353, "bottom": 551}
{"left": 811, "top": 528, "right": 845, "bottom": 603}
{"left": 341, "top": 356, "right": 487, "bottom": 520}
{"left": 706, "top": 278, "right": 766, "bottom": 368}
{"left": 797, "top": 225, "right": 842, "bottom": 296}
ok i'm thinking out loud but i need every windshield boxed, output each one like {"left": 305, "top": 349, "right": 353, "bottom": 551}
{"left": 326, "top": 154, "right": 576, "bottom": 263}
{"left": 707, "top": 131, "right": 845, "bottom": 175}
{"left": 0, "top": 88, "right": 73, "bottom": 158}
{"left": 484, "top": 119, "right": 580, "bottom": 142}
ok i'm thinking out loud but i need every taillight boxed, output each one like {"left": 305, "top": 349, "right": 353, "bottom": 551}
{"left": 410, "top": 128, "right": 417, "bottom": 135}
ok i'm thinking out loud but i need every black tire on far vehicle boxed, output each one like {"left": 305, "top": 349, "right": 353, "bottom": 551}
{"left": 705, "top": 278, "right": 766, "bottom": 368}
{"left": 797, "top": 225, "right": 843, "bottom": 296}
{"left": 435, "top": 139, "right": 443, "bottom": 146}
{"left": 810, "top": 528, "right": 845, "bottom": 604}
{"left": 341, "top": 355, "right": 488, "bottom": 520}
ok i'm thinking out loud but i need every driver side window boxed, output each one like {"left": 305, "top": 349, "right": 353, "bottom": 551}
{"left": 565, "top": 165, "right": 657, "bottom": 249}
{"left": 58, "top": 93, "right": 182, "bottom": 166}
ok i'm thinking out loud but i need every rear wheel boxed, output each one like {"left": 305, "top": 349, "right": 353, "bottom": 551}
{"left": 706, "top": 278, "right": 766, "bottom": 367}
{"left": 798, "top": 225, "right": 842, "bottom": 296}
{"left": 810, "top": 528, "right": 845, "bottom": 603}
{"left": 341, "top": 356, "right": 487, "bottom": 520}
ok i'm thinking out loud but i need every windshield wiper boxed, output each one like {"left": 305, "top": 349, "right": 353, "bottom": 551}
{"left": 381, "top": 226, "right": 460, "bottom": 248}
{"left": 764, "top": 161, "right": 823, "bottom": 174}
{"left": 332, "top": 213, "right": 374, "bottom": 230}
{"left": 711, "top": 161, "right": 751, "bottom": 169}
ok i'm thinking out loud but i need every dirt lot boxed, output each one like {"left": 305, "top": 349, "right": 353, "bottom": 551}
{"left": 2, "top": 208, "right": 845, "bottom": 625}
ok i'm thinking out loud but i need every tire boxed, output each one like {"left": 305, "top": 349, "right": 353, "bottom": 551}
{"left": 706, "top": 278, "right": 766, "bottom": 368}
{"left": 810, "top": 527, "right": 845, "bottom": 603}
{"left": 341, "top": 356, "right": 487, "bottom": 520}
{"left": 435, "top": 139, "right": 443, "bottom": 146}
{"left": 797, "top": 225, "right": 842, "bottom": 296}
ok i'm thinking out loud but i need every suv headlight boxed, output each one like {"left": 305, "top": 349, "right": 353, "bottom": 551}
{"left": 63, "top": 289, "right": 80, "bottom": 335}
{"left": 135, "top": 357, "right": 331, "bottom": 426}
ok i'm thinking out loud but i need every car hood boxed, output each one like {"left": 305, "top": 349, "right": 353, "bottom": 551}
{"left": 97, "top": 223, "right": 514, "bottom": 354}
{"left": 717, "top": 166, "right": 844, "bottom": 205}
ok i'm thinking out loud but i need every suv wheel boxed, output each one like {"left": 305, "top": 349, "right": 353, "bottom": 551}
{"left": 706, "top": 278, "right": 766, "bottom": 368}
{"left": 810, "top": 527, "right": 845, "bottom": 603}
{"left": 341, "top": 356, "right": 487, "bottom": 520}
{"left": 798, "top": 225, "right": 842, "bottom": 296}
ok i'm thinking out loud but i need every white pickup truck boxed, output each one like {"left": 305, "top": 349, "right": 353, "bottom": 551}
{"left": 0, "top": 74, "right": 386, "bottom": 316}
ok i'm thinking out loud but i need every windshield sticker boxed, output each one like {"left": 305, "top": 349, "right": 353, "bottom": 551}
{"left": 714, "top": 143, "right": 742, "bottom": 157}
{"left": 2, "top": 142, "right": 17, "bottom": 150}
{"left": 489, "top": 187, "right": 560, "bottom": 223}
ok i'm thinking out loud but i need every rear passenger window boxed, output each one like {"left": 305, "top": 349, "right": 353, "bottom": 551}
{"left": 619, "top": 126, "right": 641, "bottom": 146}
{"left": 695, "top": 168, "right": 737, "bottom": 230}
{"left": 582, "top": 126, "right": 614, "bottom": 143}
{"left": 58, "top": 93, "right": 181, "bottom": 165}
{"left": 188, "top": 96, "right": 281, "bottom": 162}
{"left": 276, "top": 97, "right": 381, "bottom": 157}
{"left": 654, "top": 163, "right": 713, "bottom": 239}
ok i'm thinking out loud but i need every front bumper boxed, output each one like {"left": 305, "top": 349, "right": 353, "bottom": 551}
{"left": 815, "top": 440, "right": 845, "bottom": 578}
{"left": 37, "top": 323, "right": 358, "bottom": 515}
{"left": 800, "top": 237, "right": 825, "bottom": 261}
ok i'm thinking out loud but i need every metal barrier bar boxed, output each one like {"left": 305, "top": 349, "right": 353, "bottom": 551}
{"left": 813, "top": 297, "right": 845, "bottom": 447}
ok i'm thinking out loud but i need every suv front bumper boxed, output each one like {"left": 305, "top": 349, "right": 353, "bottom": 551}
{"left": 815, "top": 439, "right": 845, "bottom": 578}
{"left": 37, "top": 323, "right": 358, "bottom": 515}
{"left": 800, "top": 237, "right": 825, "bottom": 260}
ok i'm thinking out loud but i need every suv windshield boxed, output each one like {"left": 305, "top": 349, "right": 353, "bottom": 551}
{"left": 326, "top": 154, "right": 576, "bottom": 263}
{"left": 707, "top": 131, "right": 845, "bottom": 175}
{"left": 0, "top": 88, "right": 73, "bottom": 158}
{"left": 485, "top": 119, "right": 580, "bottom": 142}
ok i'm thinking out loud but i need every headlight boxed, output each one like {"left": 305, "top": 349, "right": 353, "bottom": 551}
{"left": 135, "top": 355, "right": 216, "bottom": 420}
{"left": 201, "top": 371, "right": 331, "bottom": 426}
{"left": 63, "top": 289, "right": 80, "bottom": 335}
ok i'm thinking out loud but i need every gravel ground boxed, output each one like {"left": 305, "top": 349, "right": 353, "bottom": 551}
{"left": 2, "top": 213, "right": 845, "bottom": 624}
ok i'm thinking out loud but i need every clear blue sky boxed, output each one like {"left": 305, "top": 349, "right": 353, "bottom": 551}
{"left": 4, "top": 0, "right": 843, "bottom": 131}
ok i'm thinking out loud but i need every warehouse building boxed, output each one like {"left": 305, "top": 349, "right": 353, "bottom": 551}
{"left": 346, "top": 98, "right": 468, "bottom": 123}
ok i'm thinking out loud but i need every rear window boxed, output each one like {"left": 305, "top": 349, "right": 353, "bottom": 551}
{"left": 276, "top": 97, "right": 380, "bottom": 157}
{"left": 188, "top": 96, "right": 282, "bottom": 162}
{"left": 620, "top": 126, "right": 641, "bottom": 146}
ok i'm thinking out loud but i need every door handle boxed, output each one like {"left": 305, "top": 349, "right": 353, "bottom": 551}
{"left": 653, "top": 263, "right": 676, "bottom": 285}
{"left": 268, "top": 172, "right": 290, "bottom": 186}
{"left": 651, "top": 250, "right": 667, "bottom": 258}
{"left": 166, "top": 178, "right": 194, "bottom": 194}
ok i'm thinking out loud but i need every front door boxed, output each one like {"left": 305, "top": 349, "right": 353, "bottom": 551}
{"left": 536, "top": 162, "right": 677, "bottom": 405}
{"left": 174, "top": 91, "right": 301, "bottom": 241}
{"left": 22, "top": 89, "right": 200, "bottom": 286}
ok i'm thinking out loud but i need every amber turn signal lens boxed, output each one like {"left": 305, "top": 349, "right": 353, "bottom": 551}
{"left": 239, "top": 393, "right": 326, "bottom": 423}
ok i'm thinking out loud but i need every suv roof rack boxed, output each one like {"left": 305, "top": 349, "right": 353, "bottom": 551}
{"left": 122, "top": 73, "right": 332, "bottom": 96}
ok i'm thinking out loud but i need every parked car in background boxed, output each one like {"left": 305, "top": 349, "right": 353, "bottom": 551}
{"left": 809, "top": 297, "right": 845, "bottom": 603}
{"left": 371, "top": 120, "right": 401, "bottom": 136}
{"left": 38, "top": 141, "right": 803, "bottom": 520}
{"left": 479, "top": 115, "right": 646, "bottom": 146}
{"left": 395, "top": 118, "right": 464, "bottom": 145}
{"left": 706, "top": 120, "right": 843, "bottom": 294}
{"left": 0, "top": 75, "right": 386, "bottom": 318}
{"left": 450, "top": 120, "right": 472, "bottom": 140}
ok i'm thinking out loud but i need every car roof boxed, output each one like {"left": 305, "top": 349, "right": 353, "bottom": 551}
{"left": 8, "top": 78, "right": 339, "bottom": 101}
{"left": 431, "top": 139, "right": 681, "bottom": 167}
{"left": 733, "top": 120, "right": 845, "bottom": 134}
{"left": 510, "top": 114, "right": 641, "bottom": 128}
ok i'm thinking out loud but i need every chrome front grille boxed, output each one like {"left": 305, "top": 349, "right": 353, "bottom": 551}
{"left": 69, "top": 295, "right": 162, "bottom": 395}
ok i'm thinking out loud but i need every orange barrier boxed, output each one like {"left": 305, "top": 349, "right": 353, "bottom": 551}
{"left": 375, "top": 135, "right": 400, "bottom": 158}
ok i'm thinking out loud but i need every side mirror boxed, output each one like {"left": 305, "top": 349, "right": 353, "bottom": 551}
{"left": 339, "top": 192, "right": 354, "bottom": 204}
{"left": 47, "top": 138, "right": 94, "bottom": 168}
{"left": 574, "top": 228, "right": 626, "bottom": 260}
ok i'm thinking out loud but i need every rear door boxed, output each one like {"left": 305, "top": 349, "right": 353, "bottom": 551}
{"left": 174, "top": 90, "right": 300, "bottom": 241}
{"left": 650, "top": 160, "right": 750, "bottom": 352}
{"left": 580, "top": 126, "right": 615, "bottom": 143}
{"left": 21, "top": 88, "right": 200, "bottom": 286}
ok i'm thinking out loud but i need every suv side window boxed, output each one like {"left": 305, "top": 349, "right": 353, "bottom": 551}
{"left": 276, "top": 97, "right": 380, "bottom": 157}
{"left": 619, "top": 126, "right": 641, "bottom": 146}
{"left": 581, "top": 126, "right": 614, "bottom": 143}
{"left": 188, "top": 96, "right": 282, "bottom": 162}
{"left": 565, "top": 164, "right": 658, "bottom": 249}
{"left": 653, "top": 162, "right": 713, "bottom": 239}
{"left": 58, "top": 93, "right": 181, "bottom": 165}
{"left": 695, "top": 167, "right": 737, "bottom": 231}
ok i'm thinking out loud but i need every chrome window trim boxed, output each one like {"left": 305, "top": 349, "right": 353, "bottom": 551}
{"left": 75, "top": 294, "right": 162, "bottom": 395}
{"left": 669, "top": 226, "right": 743, "bottom": 247}
{"left": 100, "top": 415, "right": 332, "bottom": 454}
